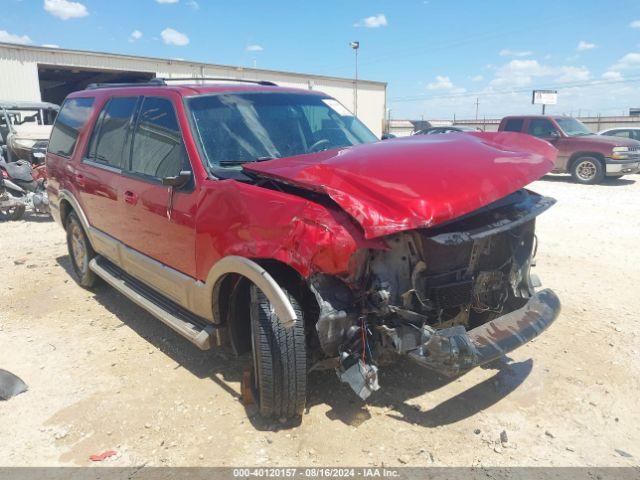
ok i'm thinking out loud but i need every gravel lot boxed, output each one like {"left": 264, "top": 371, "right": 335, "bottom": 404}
{"left": 1, "top": 174, "right": 639, "bottom": 467}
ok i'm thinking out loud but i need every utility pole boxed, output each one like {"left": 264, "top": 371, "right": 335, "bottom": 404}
{"left": 350, "top": 41, "right": 360, "bottom": 116}
{"left": 475, "top": 98, "right": 479, "bottom": 121}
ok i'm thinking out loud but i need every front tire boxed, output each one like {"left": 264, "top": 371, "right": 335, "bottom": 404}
{"left": 571, "top": 156, "right": 604, "bottom": 184}
{"left": 66, "top": 211, "right": 98, "bottom": 288}
{"left": 249, "top": 284, "right": 306, "bottom": 421}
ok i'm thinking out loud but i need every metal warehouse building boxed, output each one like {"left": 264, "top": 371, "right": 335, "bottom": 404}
{"left": 0, "top": 42, "right": 387, "bottom": 136}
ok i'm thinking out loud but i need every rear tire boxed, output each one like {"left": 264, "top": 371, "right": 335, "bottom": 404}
{"left": 65, "top": 211, "right": 98, "bottom": 288}
{"left": 249, "top": 284, "right": 306, "bottom": 421}
{"left": 571, "top": 156, "right": 604, "bottom": 184}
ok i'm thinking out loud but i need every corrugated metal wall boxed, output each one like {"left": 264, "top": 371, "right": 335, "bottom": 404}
{"left": 0, "top": 44, "right": 386, "bottom": 136}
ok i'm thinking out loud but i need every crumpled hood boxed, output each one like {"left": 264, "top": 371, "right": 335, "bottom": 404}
{"left": 244, "top": 132, "right": 557, "bottom": 239}
{"left": 10, "top": 124, "right": 52, "bottom": 140}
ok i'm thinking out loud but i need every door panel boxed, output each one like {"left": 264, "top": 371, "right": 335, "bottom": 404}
{"left": 116, "top": 96, "right": 198, "bottom": 278}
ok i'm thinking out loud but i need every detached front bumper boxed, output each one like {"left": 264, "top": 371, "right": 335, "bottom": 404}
{"left": 408, "top": 289, "right": 561, "bottom": 377}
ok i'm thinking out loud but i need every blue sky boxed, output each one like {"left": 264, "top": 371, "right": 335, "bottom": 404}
{"left": 2, "top": 0, "right": 640, "bottom": 119}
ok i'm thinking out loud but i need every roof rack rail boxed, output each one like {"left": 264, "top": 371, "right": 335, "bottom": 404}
{"left": 86, "top": 77, "right": 278, "bottom": 90}
{"left": 86, "top": 79, "right": 165, "bottom": 90}
{"left": 157, "top": 77, "right": 278, "bottom": 86}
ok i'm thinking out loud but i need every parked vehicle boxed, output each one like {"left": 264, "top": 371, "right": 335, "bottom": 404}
{"left": 414, "top": 125, "right": 480, "bottom": 135}
{"left": 47, "top": 78, "right": 561, "bottom": 421}
{"left": 0, "top": 100, "right": 59, "bottom": 163}
{"left": 0, "top": 153, "right": 50, "bottom": 219}
{"left": 498, "top": 115, "right": 640, "bottom": 184}
{"left": 597, "top": 127, "right": 640, "bottom": 141}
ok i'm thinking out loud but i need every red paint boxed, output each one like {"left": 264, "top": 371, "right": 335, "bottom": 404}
{"left": 245, "top": 132, "right": 557, "bottom": 239}
{"left": 47, "top": 84, "right": 557, "bottom": 285}
{"left": 89, "top": 450, "right": 117, "bottom": 462}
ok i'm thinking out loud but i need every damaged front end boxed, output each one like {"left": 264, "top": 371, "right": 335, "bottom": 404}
{"left": 311, "top": 188, "right": 561, "bottom": 399}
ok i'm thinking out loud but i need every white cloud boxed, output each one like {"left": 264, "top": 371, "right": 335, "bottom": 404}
{"left": 161, "top": 28, "right": 189, "bottom": 46}
{"left": 246, "top": 44, "right": 263, "bottom": 52}
{"left": 186, "top": 0, "right": 199, "bottom": 9}
{"left": 577, "top": 40, "right": 596, "bottom": 51}
{"left": 489, "top": 59, "right": 590, "bottom": 87}
{"left": 612, "top": 52, "right": 640, "bottom": 70}
{"left": 354, "top": 13, "right": 388, "bottom": 28}
{"left": 470, "top": 75, "right": 483, "bottom": 82}
{"left": 556, "top": 65, "right": 590, "bottom": 83}
{"left": 44, "top": 0, "right": 88, "bottom": 20}
{"left": 602, "top": 71, "right": 622, "bottom": 81}
{"left": 156, "top": 0, "right": 179, "bottom": 3}
{"left": 629, "top": 20, "right": 640, "bottom": 28}
{"left": 499, "top": 49, "right": 533, "bottom": 57}
{"left": 42, "top": 44, "right": 60, "bottom": 48}
{"left": 129, "top": 30, "right": 143, "bottom": 42}
{"left": 426, "top": 75, "right": 466, "bottom": 93}
{"left": 0, "top": 30, "right": 32, "bottom": 44}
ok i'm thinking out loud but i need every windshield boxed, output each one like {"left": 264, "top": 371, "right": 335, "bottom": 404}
{"left": 555, "top": 117, "right": 592, "bottom": 137}
{"left": 187, "top": 92, "right": 378, "bottom": 171}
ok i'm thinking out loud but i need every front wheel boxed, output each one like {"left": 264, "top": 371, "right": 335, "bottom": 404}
{"left": 571, "top": 157, "right": 604, "bottom": 184}
{"left": 249, "top": 284, "right": 307, "bottom": 421}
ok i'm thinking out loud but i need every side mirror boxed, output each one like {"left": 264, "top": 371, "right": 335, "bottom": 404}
{"left": 381, "top": 133, "right": 396, "bottom": 140}
{"left": 162, "top": 170, "right": 192, "bottom": 189}
{"left": 546, "top": 131, "right": 560, "bottom": 140}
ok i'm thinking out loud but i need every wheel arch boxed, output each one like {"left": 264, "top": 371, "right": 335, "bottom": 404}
{"left": 207, "top": 257, "right": 315, "bottom": 355}
{"left": 568, "top": 151, "right": 605, "bottom": 171}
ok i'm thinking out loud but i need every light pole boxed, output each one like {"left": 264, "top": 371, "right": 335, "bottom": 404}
{"left": 350, "top": 41, "right": 359, "bottom": 116}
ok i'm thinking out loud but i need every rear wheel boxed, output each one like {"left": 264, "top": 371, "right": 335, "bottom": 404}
{"left": 66, "top": 211, "right": 98, "bottom": 288}
{"left": 571, "top": 156, "right": 604, "bottom": 184}
{"left": 249, "top": 284, "right": 306, "bottom": 421}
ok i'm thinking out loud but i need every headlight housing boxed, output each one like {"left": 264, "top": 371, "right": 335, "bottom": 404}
{"left": 611, "top": 146, "right": 630, "bottom": 160}
{"left": 10, "top": 138, "right": 37, "bottom": 149}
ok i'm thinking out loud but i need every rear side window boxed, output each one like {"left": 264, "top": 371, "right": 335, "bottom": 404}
{"left": 130, "top": 97, "right": 187, "bottom": 179}
{"left": 86, "top": 97, "right": 138, "bottom": 169}
{"left": 48, "top": 97, "right": 95, "bottom": 157}
{"left": 503, "top": 118, "right": 524, "bottom": 132}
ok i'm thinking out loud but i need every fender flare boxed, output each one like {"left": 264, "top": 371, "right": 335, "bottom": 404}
{"left": 206, "top": 256, "right": 298, "bottom": 329}
{"left": 58, "top": 189, "right": 92, "bottom": 233}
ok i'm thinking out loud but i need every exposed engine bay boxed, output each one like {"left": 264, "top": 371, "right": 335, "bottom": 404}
{"left": 310, "top": 189, "right": 561, "bottom": 399}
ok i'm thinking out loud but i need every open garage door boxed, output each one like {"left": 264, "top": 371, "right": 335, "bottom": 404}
{"left": 38, "top": 65, "right": 155, "bottom": 105}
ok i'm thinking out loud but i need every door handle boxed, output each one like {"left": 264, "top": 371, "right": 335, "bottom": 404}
{"left": 123, "top": 190, "right": 138, "bottom": 205}
{"left": 74, "top": 173, "right": 85, "bottom": 187}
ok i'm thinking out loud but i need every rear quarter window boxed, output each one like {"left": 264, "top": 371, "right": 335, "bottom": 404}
{"left": 503, "top": 118, "right": 524, "bottom": 132}
{"left": 48, "top": 97, "right": 95, "bottom": 158}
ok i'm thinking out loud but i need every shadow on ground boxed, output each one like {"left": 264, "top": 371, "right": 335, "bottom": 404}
{"left": 56, "top": 254, "right": 534, "bottom": 431}
{"left": 540, "top": 174, "right": 636, "bottom": 186}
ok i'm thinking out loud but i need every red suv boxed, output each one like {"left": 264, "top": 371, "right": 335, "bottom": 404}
{"left": 46, "top": 79, "right": 561, "bottom": 421}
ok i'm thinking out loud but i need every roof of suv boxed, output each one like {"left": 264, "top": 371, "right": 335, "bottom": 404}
{"left": 68, "top": 82, "right": 324, "bottom": 99}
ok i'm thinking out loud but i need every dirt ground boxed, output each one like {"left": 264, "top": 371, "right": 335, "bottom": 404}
{"left": 1, "top": 174, "right": 639, "bottom": 468}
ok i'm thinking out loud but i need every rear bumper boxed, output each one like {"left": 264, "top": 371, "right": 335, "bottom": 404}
{"left": 408, "top": 289, "right": 560, "bottom": 376}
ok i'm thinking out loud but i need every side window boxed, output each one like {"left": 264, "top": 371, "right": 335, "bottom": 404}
{"left": 48, "top": 97, "right": 95, "bottom": 157}
{"left": 527, "top": 119, "right": 557, "bottom": 138}
{"left": 130, "top": 97, "right": 188, "bottom": 179}
{"left": 86, "top": 97, "right": 138, "bottom": 169}
{"left": 503, "top": 118, "right": 524, "bottom": 132}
